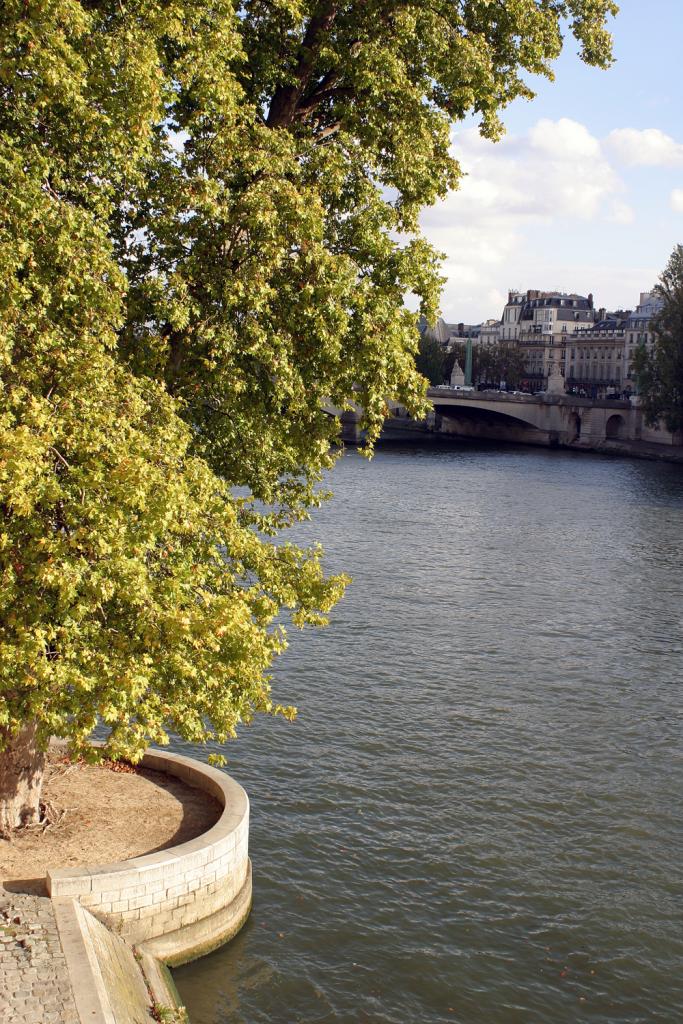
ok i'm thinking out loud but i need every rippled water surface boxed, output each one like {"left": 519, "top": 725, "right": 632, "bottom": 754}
{"left": 175, "top": 443, "right": 683, "bottom": 1024}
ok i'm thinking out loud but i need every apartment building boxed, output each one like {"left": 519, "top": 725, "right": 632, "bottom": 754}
{"left": 499, "top": 291, "right": 526, "bottom": 342}
{"left": 515, "top": 290, "right": 595, "bottom": 389}
{"left": 479, "top": 319, "right": 502, "bottom": 345}
{"left": 566, "top": 315, "right": 629, "bottom": 395}
{"left": 420, "top": 287, "right": 663, "bottom": 395}
{"left": 567, "top": 291, "right": 663, "bottom": 396}
{"left": 623, "top": 291, "right": 664, "bottom": 390}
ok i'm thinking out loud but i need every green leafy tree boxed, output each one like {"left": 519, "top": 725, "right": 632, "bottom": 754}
{"left": 445, "top": 342, "right": 526, "bottom": 388}
{"left": 478, "top": 344, "right": 528, "bottom": 389}
{"left": 416, "top": 334, "right": 446, "bottom": 385}
{"left": 1, "top": 0, "right": 617, "bottom": 827}
{"left": 633, "top": 245, "right": 683, "bottom": 433}
{"left": 0, "top": 0, "right": 343, "bottom": 828}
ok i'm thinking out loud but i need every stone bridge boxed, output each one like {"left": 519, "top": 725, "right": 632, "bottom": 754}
{"left": 425, "top": 388, "right": 633, "bottom": 448}
{"left": 326, "top": 388, "right": 681, "bottom": 452}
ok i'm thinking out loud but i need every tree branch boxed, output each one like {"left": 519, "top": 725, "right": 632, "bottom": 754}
{"left": 297, "top": 84, "right": 354, "bottom": 120}
{"left": 266, "top": 0, "right": 340, "bottom": 128}
{"left": 313, "top": 121, "right": 342, "bottom": 142}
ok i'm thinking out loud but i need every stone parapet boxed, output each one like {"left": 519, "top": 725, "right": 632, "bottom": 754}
{"left": 47, "top": 749, "right": 251, "bottom": 964}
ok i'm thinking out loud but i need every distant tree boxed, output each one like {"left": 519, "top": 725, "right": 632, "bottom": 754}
{"left": 479, "top": 344, "right": 528, "bottom": 389}
{"left": 416, "top": 334, "right": 446, "bottom": 384}
{"left": 633, "top": 245, "right": 683, "bottom": 432}
{"left": 446, "top": 343, "right": 526, "bottom": 388}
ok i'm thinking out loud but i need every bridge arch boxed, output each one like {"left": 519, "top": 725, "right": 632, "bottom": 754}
{"left": 432, "top": 402, "right": 544, "bottom": 432}
{"left": 432, "top": 402, "right": 548, "bottom": 446}
{"left": 606, "top": 413, "right": 626, "bottom": 439}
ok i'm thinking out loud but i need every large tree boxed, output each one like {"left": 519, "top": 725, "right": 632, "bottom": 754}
{"left": 0, "top": 32, "right": 343, "bottom": 830}
{"left": 633, "top": 244, "right": 683, "bottom": 433}
{"left": 1, "top": 0, "right": 617, "bottom": 828}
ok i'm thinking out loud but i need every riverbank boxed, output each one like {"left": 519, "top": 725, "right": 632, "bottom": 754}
{"left": 0, "top": 748, "right": 252, "bottom": 1024}
{"left": 0, "top": 888, "right": 180, "bottom": 1024}
{"left": 380, "top": 413, "right": 683, "bottom": 462}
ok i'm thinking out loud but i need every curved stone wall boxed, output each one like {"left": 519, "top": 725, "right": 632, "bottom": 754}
{"left": 47, "top": 749, "right": 251, "bottom": 964}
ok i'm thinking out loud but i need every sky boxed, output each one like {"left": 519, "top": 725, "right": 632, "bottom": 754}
{"left": 421, "top": 0, "right": 683, "bottom": 324}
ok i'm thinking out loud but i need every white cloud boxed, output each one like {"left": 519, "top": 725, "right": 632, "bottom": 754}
{"left": 608, "top": 199, "right": 636, "bottom": 225}
{"left": 529, "top": 118, "right": 602, "bottom": 160}
{"left": 670, "top": 188, "right": 683, "bottom": 213}
{"left": 606, "top": 128, "right": 683, "bottom": 167}
{"left": 420, "top": 118, "right": 629, "bottom": 321}
{"left": 513, "top": 262, "right": 659, "bottom": 315}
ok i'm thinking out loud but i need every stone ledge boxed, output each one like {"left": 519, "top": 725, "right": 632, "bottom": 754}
{"left": 53, "top": 897, "right": 153, "bottom": 1024}
{"left": 47, "top": 748, "right": 250, "bottom": 951}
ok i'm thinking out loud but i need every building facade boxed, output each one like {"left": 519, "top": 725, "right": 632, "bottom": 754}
{"left": 567, "top": 291, "right": 664, "bottom": 397}
{"left": 421, "top": 287, "right": 663, "bottom": 395}
{"left": 499, "top": 291, "right": 526, "bottom": 342}
{"left": 479, "top": 319, "right": 502, "bottom": 346}
{"left": 515, "top": 290, "right": 595, "bottom": 390}
{"left": 623, "top": 291, "right": 664, "bottom": 391}
{"left": 566, "top": 316, "right": 628, "bottom": 396}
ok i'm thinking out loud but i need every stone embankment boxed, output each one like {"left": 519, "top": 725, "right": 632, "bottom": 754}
{"left": 1, "top": 749, "right": 251, "bottom": 1024}
{"left": 380, "top": 390, "right": 683, "bottom": 461}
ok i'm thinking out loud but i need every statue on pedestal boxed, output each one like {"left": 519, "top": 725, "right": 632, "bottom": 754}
{"left": 450, "top": 361, "right": 465, "bottom": 387}
{"left": 546, "top": 347, "right": 565, "bottom": 395}
{"left": 546, "top": 367, "right": 565, "bottom": 395}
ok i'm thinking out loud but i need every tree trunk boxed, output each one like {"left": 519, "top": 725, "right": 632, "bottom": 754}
{"left": 0, "top": 722, "right": 46, "bottom": 834}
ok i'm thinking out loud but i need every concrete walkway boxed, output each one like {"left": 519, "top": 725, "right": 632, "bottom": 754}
{"left": 0, "top": 891, "right": 79, "bottom": 1024}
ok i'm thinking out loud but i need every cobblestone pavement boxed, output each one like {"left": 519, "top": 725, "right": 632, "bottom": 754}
{"left": 0, "top": 891, "right": 79, "bottom": 1024}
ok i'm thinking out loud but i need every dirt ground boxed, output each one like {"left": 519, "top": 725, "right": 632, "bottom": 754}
{"left": 0, "top": 749, "right": 221, "bottom": 895}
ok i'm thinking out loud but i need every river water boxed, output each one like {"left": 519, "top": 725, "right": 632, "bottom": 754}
{"left": 174, "top": 442, "right": 683, "bottom": 1024}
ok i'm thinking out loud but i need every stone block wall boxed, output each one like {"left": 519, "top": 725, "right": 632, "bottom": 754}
{"left": 47, "top": 750, "right": 250, "bottom": 951}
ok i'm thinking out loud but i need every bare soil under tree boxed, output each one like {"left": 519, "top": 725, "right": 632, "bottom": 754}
{"left": 0, "top": 747, "right": 221, "bottom": 895}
